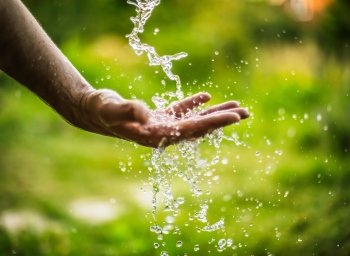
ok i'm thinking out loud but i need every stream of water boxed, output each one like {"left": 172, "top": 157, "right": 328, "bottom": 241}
{"left": 126, "top": 0, "right": 186, "bottom": 101}
{"left": 127, "top": 0, "right": 233, "bottom": 254}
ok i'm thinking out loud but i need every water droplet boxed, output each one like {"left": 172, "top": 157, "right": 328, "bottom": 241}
{"left": 214, "top": 50, "right": 220, "bottom": 56}
{"left": 278, "top": 108, "right": 285, "bottom": 115}
{"left": 153, "top": 242, "right": 160, "bottom": 249}
{"left": 274, "top": 150, "right": 283, "bottom": 156}
{"left": 226, "top": 238, "right": 233, "bottom": 247}
{"left": 195, "top": 204, "right": 208, "bottom": 223}
{"left": 211, "top": 156, "right": 219, "bottom": 165}
{"left": 165, "top": 216, "right": 175, "bottom": 224}
{"left": 202, "top": 218, "right": 225, "bottom": 232}
{"left": 218, "top": 238, "right": 227, "bottom": 251}
{"left": 176, "top": 197, "right": 185, "bottom": 205}
{"left": 176, "top": 241, "right": 183, "bottom": 247}
{"left": 153, "top": 28, "right": 160, "bottom": 35}
{"left": 212, "top": 175, "right": 219, "bottom": 181}
{"left": 193, "top": 244, "right": 200, "bottom": 252}
{"left": 221, "top": 158, "right": 228, "bottom": 165}
{"left": 160, "top": 251, "right": 169, "bottom": 256}
{"left": 150, "top": 225, "right": 162, "bottom": 234}
{"left": 316, "top": 114, "right": 322, "bottom": 122}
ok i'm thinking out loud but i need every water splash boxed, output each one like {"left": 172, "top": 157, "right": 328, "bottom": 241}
{"left": 126, "top": 0, "right": 187, "bottom": 100}
{"left": 145, "top": 132, "right": 227, "bottom": 253}
{"left": 127, "top": 0, "right": 230, "bottom": 254}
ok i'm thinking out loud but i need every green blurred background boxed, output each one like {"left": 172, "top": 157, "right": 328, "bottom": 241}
{"left": 1, "top": 0, "right": 350, "bottom": 255}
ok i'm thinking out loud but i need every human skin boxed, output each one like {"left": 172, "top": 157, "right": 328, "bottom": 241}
{"left": 0, "top": 0, "right": 249, "bottom": 148}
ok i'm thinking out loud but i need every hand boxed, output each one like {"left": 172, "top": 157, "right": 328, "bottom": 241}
{"left": 80, "top": 89, "right": 249, "bottom": 148}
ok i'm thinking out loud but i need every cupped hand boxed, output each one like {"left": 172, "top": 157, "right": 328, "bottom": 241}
{"left": 80, "top": 89, "right": 249, "bottom": 148}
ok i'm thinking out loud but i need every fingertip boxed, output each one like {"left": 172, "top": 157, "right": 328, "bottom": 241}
{"left": 230, "top": 100, "right": 240, "bottom": 107}
{"left": 240, "top": 108, "right": 250, "bottom": 119}
{"left": 177, "top": 112, "right": 241, "bottom": 141}
{"left": 198, "top": 92, "right": 211, "bottom": 102}
{"left": 221, "top": 100, "right": 240, "bottom": 109}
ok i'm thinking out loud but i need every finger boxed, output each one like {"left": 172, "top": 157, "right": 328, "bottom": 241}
{"left": 85, "top": 89, "right": 149, "bottom": 125}
{"left": 109, "top": 111, "right": 242, "bottom": 148}
{"left": 210, "top": 107, "right": 249, "bottom": 120}
{"left": 99, "top": 100, "right": 149, "bottom": 126}
{"left": 166, "top": 92, "right": 211, "bottom": 117}
{"left": 175, "top": 112, "right": 241, "bottom": 141}
{"left": 199, "top": 101, "right": 240, "bottom": 115}
{"left": 232, "top": 107, "right": 249, "bottom": 119}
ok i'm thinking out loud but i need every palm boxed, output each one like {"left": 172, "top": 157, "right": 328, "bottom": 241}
{"left": 84, "top": 90, "right": 249, "bottom": 148}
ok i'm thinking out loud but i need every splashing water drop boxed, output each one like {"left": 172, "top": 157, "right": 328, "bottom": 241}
{"left": 195, "top": 204, "right": 209, "bottom": 223}
{"left": 176, "top": 241, "right": 183, "bottom": 248}
{"left": 153, "top": 27, "right": 160, "bottom": 35}
{"left": 274, "top": 149, "right": 283, "bottom": 156}
{"left": 202, "top": 218, "right": 225, "bottom": 232}
{"left": 193, "top": 244, "right": 200, "bottom": 252}
{"left": 316, "top": 113, "right": 322, "bottom": 122}
{"left": 217, "top": 238, "right": 227, "bottom": 251}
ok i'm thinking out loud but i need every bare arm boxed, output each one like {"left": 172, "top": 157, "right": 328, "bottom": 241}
{"left": 0, "top": 0, "right": 93, "bottom": 127}
{"left": 0, "top": 0, "right": 149, "bottom": 135}
{"left": 0, "top": 0, "right": 249, "bottom": 148}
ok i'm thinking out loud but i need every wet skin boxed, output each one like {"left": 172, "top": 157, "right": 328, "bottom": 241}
{"left": 83, "top": 90, "right": 249, "bottom": 147}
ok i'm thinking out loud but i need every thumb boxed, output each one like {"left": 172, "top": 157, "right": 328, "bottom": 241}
{"left": 98, "top": 99, "right": 149, "bottom": 126}
{"left": 85, "top": 89, "right": 149, "bottom": 127}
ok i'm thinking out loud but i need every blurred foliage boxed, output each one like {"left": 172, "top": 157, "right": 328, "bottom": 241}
{"left": 313, "top": 0, "right": 350, "bottom": 57}
{"left": 1, "top": 0, "right": 350, "bottom": 255}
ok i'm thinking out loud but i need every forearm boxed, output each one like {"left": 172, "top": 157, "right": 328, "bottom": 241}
{"left": 0, "top": 0, "right": 93, "bottom": 126}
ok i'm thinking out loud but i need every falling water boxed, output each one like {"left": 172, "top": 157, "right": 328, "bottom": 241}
{"left": 127, "top": 0, "right": 232, "bottom": 254}
{"left": 126, "top": 0, "right": 186, "bottom": 100}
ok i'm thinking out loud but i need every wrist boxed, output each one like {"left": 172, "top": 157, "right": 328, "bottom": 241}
{"left": 76, "top": 88, "right": 123, "bottom": 136}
